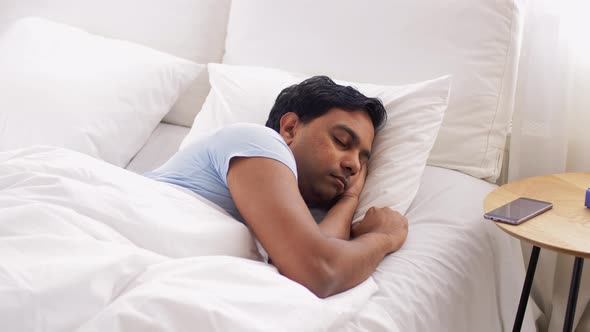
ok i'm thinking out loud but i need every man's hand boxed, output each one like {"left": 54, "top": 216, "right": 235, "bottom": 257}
{"left": 341, "top": 165, "right": 368, "bottom": 200}
{"left": 351, "top": 207, "right": 408, "bottom": 253}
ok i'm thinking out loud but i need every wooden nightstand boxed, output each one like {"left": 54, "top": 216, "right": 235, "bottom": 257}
{"left": 484, "top": 173, "right": 590, "bottom": 332}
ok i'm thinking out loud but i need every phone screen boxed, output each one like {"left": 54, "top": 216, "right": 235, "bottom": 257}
{"left": 485, "top": 197, "right": 552, "bottom": 224}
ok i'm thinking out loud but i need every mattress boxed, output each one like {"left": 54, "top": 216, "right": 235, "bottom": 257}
{"left": 122, "top": 123, "right": 538, "bottom": 331}
{"left": 125, "top": 123, "right": 191, "bottom": 174}
{"left": 341, "top": 166, "right": 538, "bottom": 331}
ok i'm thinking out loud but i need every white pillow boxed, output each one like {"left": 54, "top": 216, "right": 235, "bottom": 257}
{"left": 0, "top": 0, "right": 232, "bottom": 127}
{"left": 182, "top": 64, "right": 451, "bottom": 220}
{"left": 0, "top": 17, "right": 203, "bottom": 167}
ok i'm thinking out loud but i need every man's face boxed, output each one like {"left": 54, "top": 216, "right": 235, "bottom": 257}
{"left": 280, "top": 108, "right": 375, "bottom": 208}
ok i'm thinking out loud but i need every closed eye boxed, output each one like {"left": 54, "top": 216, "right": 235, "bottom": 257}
{"left": 334, "top": 136, "right": 348, "bottom": 148}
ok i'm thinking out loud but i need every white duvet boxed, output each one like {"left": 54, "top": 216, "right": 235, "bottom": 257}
{"left": 0, "top": 146, "right": 537, "bottom": 332}
{"left": 0, "top": 146, "right": 377, "bottom": 332}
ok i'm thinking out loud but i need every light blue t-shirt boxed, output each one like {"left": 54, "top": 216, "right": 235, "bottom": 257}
{"left": 145, "top": 123, "right": 298, "bottom": 222}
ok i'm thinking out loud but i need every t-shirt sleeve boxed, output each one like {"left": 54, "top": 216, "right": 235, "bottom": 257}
{"left": 209, "top": 124, "right": 298, "bottom": 186}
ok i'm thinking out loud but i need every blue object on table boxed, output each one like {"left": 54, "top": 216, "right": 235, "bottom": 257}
{"left": 586, "top": 188, "right": 590, "bottom": 208}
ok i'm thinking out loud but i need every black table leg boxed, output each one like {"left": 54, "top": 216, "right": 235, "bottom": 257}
{"left": 513, "top": 246, "right": 541, "bottom": 332}
{"left": 563, "top": 257, "right": 584, "bottom": 332}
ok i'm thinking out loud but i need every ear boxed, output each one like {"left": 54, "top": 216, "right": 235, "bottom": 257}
{"left": 279, "top": 112, "right": 300, "bottom": 145}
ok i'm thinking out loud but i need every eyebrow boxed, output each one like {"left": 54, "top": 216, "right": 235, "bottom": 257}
{"left": 334, "top": 125, "right": 372, "bottom": 160}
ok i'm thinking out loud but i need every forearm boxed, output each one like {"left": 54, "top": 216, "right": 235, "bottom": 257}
{"left": 317, "top": 233, "right": 392, "bottom": 298}
{"left": 317, "top": 195, "right": 358, "bottom": 240}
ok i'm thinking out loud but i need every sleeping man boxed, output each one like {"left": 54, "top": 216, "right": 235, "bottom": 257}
{"left": 145, "top": 76, "right": 408, "bottom": 298}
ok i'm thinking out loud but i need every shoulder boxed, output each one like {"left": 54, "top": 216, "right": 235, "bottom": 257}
{"left": 215, "top": 123, "right": 284, "bottom": 143}
{"left": 212, "top": 123, "right": 292, "bottom": 157}
{"left": 208, "top": 123, "right": 297, "bottom": 178}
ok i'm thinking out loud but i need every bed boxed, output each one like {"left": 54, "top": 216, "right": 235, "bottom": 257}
{"left": 0, "top": 124, "right": 537, "bottom": 332}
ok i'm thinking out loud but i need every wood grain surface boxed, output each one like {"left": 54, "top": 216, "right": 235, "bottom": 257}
{"left": 484, "top": 173, "right": 590, "bottom": 258}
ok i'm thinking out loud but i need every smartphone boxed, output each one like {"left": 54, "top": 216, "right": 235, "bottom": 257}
{"left": 484, "top": 197, "right": 553, "bottom": 225}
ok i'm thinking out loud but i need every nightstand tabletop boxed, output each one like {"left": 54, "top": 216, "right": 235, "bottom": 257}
{"left": 484, "top": 172, "right": 590, "bottom": 258}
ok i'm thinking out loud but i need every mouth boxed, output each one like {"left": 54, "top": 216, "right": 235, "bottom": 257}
{"left": 331, "top": 175, "right": 349, "bottom": 190}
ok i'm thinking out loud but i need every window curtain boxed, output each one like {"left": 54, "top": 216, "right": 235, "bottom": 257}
{"left": 508, "top": 0, "right": 590, "bottom": 331}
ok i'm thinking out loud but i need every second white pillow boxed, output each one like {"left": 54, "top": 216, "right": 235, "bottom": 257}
{"left": 182, "top": 63, "right": 451, "bottom": 220}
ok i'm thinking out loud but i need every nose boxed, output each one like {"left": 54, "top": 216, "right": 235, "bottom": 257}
{"left": 341, "top": 153, "right": 361, "bottom": 176}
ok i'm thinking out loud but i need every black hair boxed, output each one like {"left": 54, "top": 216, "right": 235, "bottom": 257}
{"left": 265, "top": 76, "right": 387, "bottom": 132}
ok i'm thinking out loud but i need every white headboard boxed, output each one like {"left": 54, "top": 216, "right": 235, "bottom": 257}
{"left": 222, "top": 0, "right": 525, "bottom": 183}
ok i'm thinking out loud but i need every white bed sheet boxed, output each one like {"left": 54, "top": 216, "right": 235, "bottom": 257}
{"left": 125, "top": 123, "right": 190, "bottom": 174}
{"left": 340, "top": 166, "right": 538, "bottom": 331}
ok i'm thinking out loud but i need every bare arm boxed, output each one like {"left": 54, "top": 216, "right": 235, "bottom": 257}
{"left": 227, "top": 157, "right": 406, "bottom": 298}
{"left": 316, "top": 196, "right": 356, "bottom": 240}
